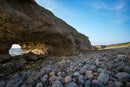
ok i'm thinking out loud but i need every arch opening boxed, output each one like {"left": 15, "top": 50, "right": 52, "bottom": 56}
{"left": 9, "top": 44, "right": 24, "bottom": 56}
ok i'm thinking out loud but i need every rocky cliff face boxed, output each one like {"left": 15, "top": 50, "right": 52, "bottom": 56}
{"left": 0, "top": 0, "right": 91, "bottom": 56}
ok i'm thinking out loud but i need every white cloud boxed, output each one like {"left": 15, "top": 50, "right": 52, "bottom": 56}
{"left": 103, "top": 0, "right": 126, "bottom": 10}
{"left": 83, "top": 0, "right": 130, "bottom": 24}
{"left": 84, "top": 0, "right": 103, "bottom": 9}
{"left": 84, "top": 0, "right": 127, "bottom": 11}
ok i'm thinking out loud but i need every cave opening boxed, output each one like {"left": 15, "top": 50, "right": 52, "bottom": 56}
{"left": 9, "top": 44, "right": 24, "bottom": 56}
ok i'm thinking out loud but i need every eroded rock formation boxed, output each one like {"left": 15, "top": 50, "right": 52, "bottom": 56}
{"left": 0, "top": 0, "right": 91, "bottom": 56}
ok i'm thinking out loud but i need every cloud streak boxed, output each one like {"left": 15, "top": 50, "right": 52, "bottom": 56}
{"left": 84, "top": 0, "right": 128, "bottom": 10}
{"left": 83, "top": 0, "right": 130, "bottom": 24}
{"left": 103, "top": 0, "right": 127, "bottom": 10}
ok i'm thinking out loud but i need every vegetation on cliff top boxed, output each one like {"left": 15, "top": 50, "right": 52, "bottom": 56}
{"left": 103, "top": 42, "right": 130, "bottom": 48}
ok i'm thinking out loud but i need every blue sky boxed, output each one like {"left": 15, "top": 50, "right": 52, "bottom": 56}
{"left": 35, "top": 0, "right": 130, "bottom": 45}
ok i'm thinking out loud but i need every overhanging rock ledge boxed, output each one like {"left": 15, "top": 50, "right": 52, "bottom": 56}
{"left": 0, "top": 0, "right": 91, "bottom": 56}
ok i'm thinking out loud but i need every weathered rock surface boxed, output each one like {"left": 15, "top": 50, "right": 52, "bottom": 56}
{"left": 0, "top": 0, "right": 91, "bottom": 56}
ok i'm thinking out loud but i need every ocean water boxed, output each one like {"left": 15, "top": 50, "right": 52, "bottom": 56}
{"left": 9, "top": 48, "right": 24, "bottom": 56}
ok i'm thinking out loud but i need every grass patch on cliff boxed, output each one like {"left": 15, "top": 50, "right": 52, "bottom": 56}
{"left": 103, "top": 42, "right": 130, "bottom": 48}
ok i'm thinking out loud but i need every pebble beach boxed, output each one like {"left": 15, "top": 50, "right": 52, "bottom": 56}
{"left": 0, "top": 46, "right": 130, "bottom": 87}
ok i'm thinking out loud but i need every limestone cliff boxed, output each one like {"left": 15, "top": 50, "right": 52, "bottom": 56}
{"left": 0, "top": 0, "right": 91, "bottom": 56}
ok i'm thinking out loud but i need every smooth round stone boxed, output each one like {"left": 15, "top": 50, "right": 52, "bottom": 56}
{"left": 98, "top": 68, "right": 102, "bottom": 73}
{"left": 86, "top": 71, "right": 92, "bottom": 74}
{"left": 78, "top": 75, "right": 83, "bottom": 81}
{"left": 70, "top": 66, "right": 74, "bottom": 69}
{"left": 40, "top": 70, "right": 46, "bottom": 75}
{"left": 65, "top": 82, "right": 77, "bottom": 87}
{"left": 92, "top": 80, "right": 99, "bottom": 84}
{"left": 89, "top": 65, "right": 96, "bottom": 70}
{"left": 86, "top": 71, "right": 93, "bottom": 79}
{"left": 101, "top": 65, "right": 107, "bottom": 69}
{"left": 70, "top": 62, "right": 74, "bottom": 65}
{"left": 107, "top": 81, "right": 114, "bottom": 87}
{"left": 84, "top": 80, "right": 91, "bottom": 87}
{"left": 51, "top": 80, "right": 63, "bottom": 87}
{"left": 78, "top": 75, "right": 84, "bottom": 84}
{"left": 50, "top": 71, "right": 56, "bottom": 76}
{"left": 74, "top": 72, "right": 80, "bottom": 76}
{"left": 66, "top": 60, "right": 71, "bottom": 63}
{"left": 57, "top": 72, "right": 61, "bottom": 76}
{"left": 115, "top": 72, "right": 130, "bottom": 82}
{"left": 49, "top": 75, "right": 57, "bottom": 83}
{"left": 56, "top": 76, "right": 63, "bottom": 81}
{"left": 109, "top": 77, "right": 117, "bottom": 82}
{"left": 79, "top": 68, "right": 87, "bottom": 74}
{"left": 72, "top": 77, "right": 78, "bottom": 82}
{"left": 78, "top": 63, "right": 83, "bottom": 67}
{"left": 41, "top": 74, "right": 49, "bottom": 82}
{"left": 33, "top": 72, "right": 43, "bottom": 80}
{"left": 95, "top": 59, "right": 100, "bottom": 65}
{"left": 36, "top": 82, "right": 43, "bottom": 87}
{"left": 61, "top": 72, "right": 66, "bottom": 77}
{"left": 97, "top": 73, "right": 109, "bottom": 84}
{"left": 65, "top": 76, "right": 72, "bottom": 83}
{"left": 74, "top": 66, "right": 79, "bottom": 70}
{"left": 114, "top": 81, "right": 122, "bottom": 87}
{"left": 117, "top": 54, "right": 126, "bottom": 60}
{"left": 60, "top": 60, "right": 66, "bottom": 64}
{"left": 114, "top": 59, "right": 119, "bottom": 63}
{"left": 46, "top": 67, "right": 53, "bottom": 74}
{"left": 93, "top": 72, "right": 98, "bottom": 76}
{"left": 105, "top": 70, "right": 111, "bottom": 75}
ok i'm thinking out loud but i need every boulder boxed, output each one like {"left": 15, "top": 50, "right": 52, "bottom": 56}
{"left": 115, "top": 72, "right": 130, "bottom": 82}
{"left": 65, "top": 82, "right": 77, "bottom": 87}
{"left": 0, "top": 0, "right": 91, "bottom": 56}
{"left": 117, "top": 54, "right": 127, "bottom": 60}
{"left": 36, "top": 82, "right": 44, "bottom": 87}
{"left": 51, "top": 80, "right": 63, "bottom": 87}
{"left": 97, "top": 73, "right": 109, "bottom": 84}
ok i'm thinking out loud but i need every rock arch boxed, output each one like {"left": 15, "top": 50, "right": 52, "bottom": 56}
{"left": 0, "top": 0, "right": 91, "bottom": 56}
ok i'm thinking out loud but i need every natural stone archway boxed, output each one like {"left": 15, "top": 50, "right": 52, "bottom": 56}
{"left": 0, "top": 0, "right": 91, "bottom": 56}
